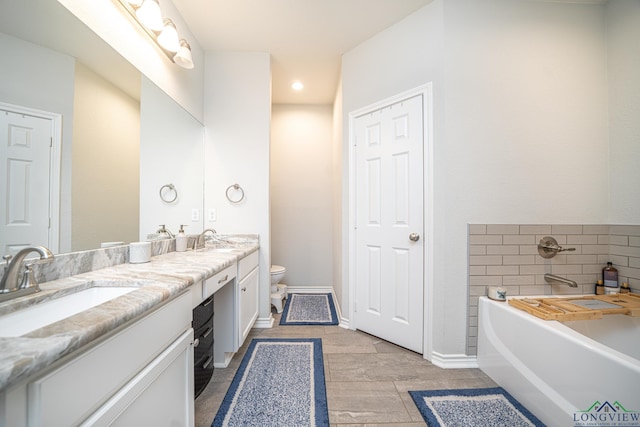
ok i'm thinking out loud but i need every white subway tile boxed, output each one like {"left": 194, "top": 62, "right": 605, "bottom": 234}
{"left": 582, "top": 245, "right": 609, "bottom": 255}
{"left": 469, "top": 245, "right": 487, "bottom": 255}
{"left": 470, "top": 275, "right": 503, "bottom": 285}
{"left": 567, "top": 235, "right": 598, "bottom": 245}
{"left": 630, "top": 236, "right": 640, "bottom": 247}
{"left": 469, "top": 235, "right": 503, "bottom": 245}
{"left": 469, "top": 224, "right": 487, "bottom": 234}
{"left": 598, "top": 235, "right": 610, "bottom": 244}
{"left": 486, "top": 265, "right": 520, "bottom": 275}
{"left": 503, "top": 255, "right": 535, "bottom": 265}
{"left": 504, "top": 235, "right": 536, "bottom": 245}
{"left": 469, "top": 266, "right": 487, "bottom": 275}
{"left": 487, "top": 224, "right": 519, "bottom": 234}
{"left": 469, "top": 255, "right": 503, "bottom": 266}
{"left": 610, "top": 225, "right": 640, "bottom": 236}
{"left": 503, "top": 275, "right": 535, "bottom": 285}
{"left": 551, "top": 265, "right": 583, "bottom": 275}
{"left": 552, "top": 225, "right": 583, "bottom": 234}
{"left": 583, "top": 225, "right": 609, "bottom": 234}
{"left": 519, "top": 285, "right": 551, "bottom": 295}
{"left": 566, "top": 254, "right": 599, "bottom": 265}
{"left": 520, "top": 225, "right": 551, "bottom": 235}
{"left": 519, "top": 245, "right": 539, "bottom": 255}
{"left": 520, "top": 265, "right": 547, "bottom": 275}
{"left": 629, "top": 257, "right": 640, "bottom": 269}
{"left": 487, "top": 245, "right": 519, "bottom": 255}
{"left": 608, "top": 235, "right": 629, "bottom": 246}
{"left": 610, "top": 245, "right": 640, "bottom": 258}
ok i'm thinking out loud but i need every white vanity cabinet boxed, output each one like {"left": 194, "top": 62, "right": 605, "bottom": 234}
{"left": 237, "top": 251, "right": 259, "bottom": 345}
{"left": 0, "top": 292, "right": 194, "bottom": 427}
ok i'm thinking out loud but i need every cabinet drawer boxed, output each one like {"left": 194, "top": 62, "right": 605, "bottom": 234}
{"left": 28, "top": 292, "right": 192, "bottom": 427}
{"left": 194, "top": 323, "right": 214, "bottom": 362}
{"left": 203, "top": 264, "right": 236, "bottom": 298}
{"left": 238, "top": 250, "right": 259, "bottom": 280}
{"left": 193, "top": 294, "right": 214, "bottom": 328}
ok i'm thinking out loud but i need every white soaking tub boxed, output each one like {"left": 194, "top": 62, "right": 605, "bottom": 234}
{"left": 478, "top": 296, "right": 640, "bottom": 427}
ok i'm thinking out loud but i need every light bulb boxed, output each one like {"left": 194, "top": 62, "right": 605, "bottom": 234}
{"left": 157, "top": 19, "right": 180, "bottom": 52}
{"left": 135, "top": 0, "right": 163, "bottom": 32}
{"left": 292, "top": 81, "right": 304, "bottom": 91}
{"left": 174, "top": 39, "right": 194, "bottom": 69}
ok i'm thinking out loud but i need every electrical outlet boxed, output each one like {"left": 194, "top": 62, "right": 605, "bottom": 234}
{"left": 191, "top": 208, "right": 200, "bottom": 222}
{"left": 208, "top": 209, "right": 217, "bottom": 222}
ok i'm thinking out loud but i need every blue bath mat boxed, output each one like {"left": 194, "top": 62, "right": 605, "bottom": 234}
{"left": 212, "top": 338, "right": 329, "bottom": 427}
{"left": 410, "top": 387, "right": 546, "bottom": 427}
{"left": 279, "top": 293, "right": 339, "bottom": 325}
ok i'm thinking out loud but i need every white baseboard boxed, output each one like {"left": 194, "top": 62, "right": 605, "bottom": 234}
{"left": 253, "top": 315, "right": 274, "bottom": 328}
{"left": 430, "top": 352, "right": 478, "bottom": 369}
{"left": 285, "top": 286, "right": 334, "bottom": 294}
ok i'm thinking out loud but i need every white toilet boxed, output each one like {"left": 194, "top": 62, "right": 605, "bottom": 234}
{"left": 270, "top": 265, "right": 287, "bottom": 313}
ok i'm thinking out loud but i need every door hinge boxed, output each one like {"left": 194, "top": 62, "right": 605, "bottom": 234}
{"left": 49, "top": 137, "right": 53, "bottom": 148}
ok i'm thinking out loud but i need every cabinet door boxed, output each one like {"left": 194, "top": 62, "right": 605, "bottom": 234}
{"left": 81, "top": 329, "right": 194, "bottom": 426}
{"left": 238, "top": 267, "right": 259, "bottom": 345}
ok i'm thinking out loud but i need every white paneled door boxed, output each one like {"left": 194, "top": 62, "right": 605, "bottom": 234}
{"left": 0, "top": 108, "right": 54, "bottom": 255}
{"left": 354, "top": 94, "right": 424, "bottom": 353}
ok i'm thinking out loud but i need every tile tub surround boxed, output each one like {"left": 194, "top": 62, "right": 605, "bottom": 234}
{"left": 0, "top": 237, "right": 259, "bottom": 391}
{"left": 467, "top": 224, "right": 640, "bottom": 355}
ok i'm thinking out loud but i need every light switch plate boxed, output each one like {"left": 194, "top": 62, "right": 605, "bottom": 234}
{"left": 191, "top": 208, "right": 200, "bottom": 222}
{"left": 208, "top": 209, "right": 217, "bottom": 222}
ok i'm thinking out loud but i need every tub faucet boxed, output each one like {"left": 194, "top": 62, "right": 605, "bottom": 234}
{"left": 193, "top": 228, "right": 218, "bottom": 250}
{"left": 544, "top": 274, "right": 578, "bottom": 288}
{"left": 0, "top": 245, "right": 54, "bottom": 302}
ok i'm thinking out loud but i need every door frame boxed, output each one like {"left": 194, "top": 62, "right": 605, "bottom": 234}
{"left": 0, "top": 101, "right": 62, "bottom": 253}
{"left": 348, "top": 83, "right": 434, "bottom": 360}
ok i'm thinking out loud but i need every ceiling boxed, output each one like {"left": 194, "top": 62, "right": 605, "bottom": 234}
{"left": 171, "top": 0, "right": 433, "bottom": 104}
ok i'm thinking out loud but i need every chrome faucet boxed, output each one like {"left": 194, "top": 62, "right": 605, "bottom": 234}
{"left": 193, "top": 228, "right": 217, "bottom": 250}
{"left": 544, "top": 274, "right": 578, "bottom": 288}
{"left": 156, "top": 225, "right": 175, "bottom": 239}
{"left": 0, "top": 245, "right": 54, "bottom": 302}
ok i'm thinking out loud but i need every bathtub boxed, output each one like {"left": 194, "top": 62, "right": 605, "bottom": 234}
{"left": 478, "top": 296, "right": 640, "bottom": 427}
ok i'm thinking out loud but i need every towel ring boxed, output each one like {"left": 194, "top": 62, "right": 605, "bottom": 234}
{"left": 159, "top": 183, "right": 178, "bottom": 203}
{"left": 225, "top": 184, "right": 245, "bottom": 204}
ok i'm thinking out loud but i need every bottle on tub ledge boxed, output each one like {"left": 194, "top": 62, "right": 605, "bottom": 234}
{"left": 602, "top": 262, "right": 619, "bottom": 295}
{"left": 595, "top": 279, "right": 605, "bottom": 295}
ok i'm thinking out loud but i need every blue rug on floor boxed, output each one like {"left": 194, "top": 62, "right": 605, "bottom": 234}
{"left": 410, "top": 387, "right": 546, "bottom": 427}
{"left": 212, "top": 338, "right": 329, "bottom": 427}
{"left": 279, "top": 293, "right": 339, "bottom": 326}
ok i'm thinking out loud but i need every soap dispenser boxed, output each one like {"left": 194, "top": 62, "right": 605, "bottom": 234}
{"left": 176, "top": 225, "right": 188, "bottom": 252}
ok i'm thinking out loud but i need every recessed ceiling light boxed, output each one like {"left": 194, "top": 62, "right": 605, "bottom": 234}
{"left": 291, "top": 81, "right": 304, "bottom": 91}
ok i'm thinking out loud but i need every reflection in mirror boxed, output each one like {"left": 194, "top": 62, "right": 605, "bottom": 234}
{"left": 0, "top": 0, "right": 205, "bottom": 255}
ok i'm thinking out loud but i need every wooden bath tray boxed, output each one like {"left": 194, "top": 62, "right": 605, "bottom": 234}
{"left": 508, "top": 292, "right": 640, "bottom": 321}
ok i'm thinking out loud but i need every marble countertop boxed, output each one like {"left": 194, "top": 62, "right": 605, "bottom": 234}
{"left": 0, "top": 242, "right": 259, "bottom": 392}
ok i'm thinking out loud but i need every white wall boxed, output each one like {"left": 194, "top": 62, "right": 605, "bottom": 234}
{"left": 0, "top": 33, "right": 75, "bottom": 253}
{"left": 73, "top": 63, "right": 140, "bottom": 250}
{"left": 139, "top": 77, "right": 204, "bottom": 240}
{"left": 342, "top": 0, "right": 611, "bottom": 357}
{"left": 607, "top": 0, "right": 640, "bottom": 223}
{"left": 204, "top": 52, "right": 272, "bottom": 322}
{"left": 271, "top": 105, "right": 334, "bottom": 287}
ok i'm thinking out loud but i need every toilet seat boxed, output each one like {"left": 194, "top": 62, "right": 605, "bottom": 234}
{"left": 271, "top": 265, "right": 286, "bottom": 274}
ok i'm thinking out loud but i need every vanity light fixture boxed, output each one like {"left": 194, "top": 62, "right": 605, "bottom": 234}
{"left": 117, "top": 0, "right": 194, "bottom": 69}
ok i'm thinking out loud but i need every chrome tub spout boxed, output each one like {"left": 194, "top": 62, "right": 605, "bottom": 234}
{"left": 544, "top": 273, "right": 578, "bottom": 288}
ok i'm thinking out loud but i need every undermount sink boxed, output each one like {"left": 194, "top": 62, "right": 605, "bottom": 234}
{"left": 0, "top": 286, "right": 138, "bottom": 337}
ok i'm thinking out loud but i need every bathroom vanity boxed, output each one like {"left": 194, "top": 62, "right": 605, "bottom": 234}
{"left": 0, "top": 239, "right": 260, "bottom": 427}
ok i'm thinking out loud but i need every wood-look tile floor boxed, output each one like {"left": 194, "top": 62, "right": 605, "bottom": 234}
{"left": 194, "top": 310, "right": 496, "bottom": 426}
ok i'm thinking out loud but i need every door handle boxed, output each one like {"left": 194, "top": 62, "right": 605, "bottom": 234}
{"left": 409, "top": 233, "right": 420, "bottom": 242}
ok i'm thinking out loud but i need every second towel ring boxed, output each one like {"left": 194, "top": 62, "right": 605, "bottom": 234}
{"left": 226, "top": 184, "right": 245, "bottom": 204}
{"left": 159, "top": 183, "right": 178, "bottom": 203}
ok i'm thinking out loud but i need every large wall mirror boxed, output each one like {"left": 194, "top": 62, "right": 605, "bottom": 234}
{"left": 0, "top": 0, "right": 204, "bottom": 255}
